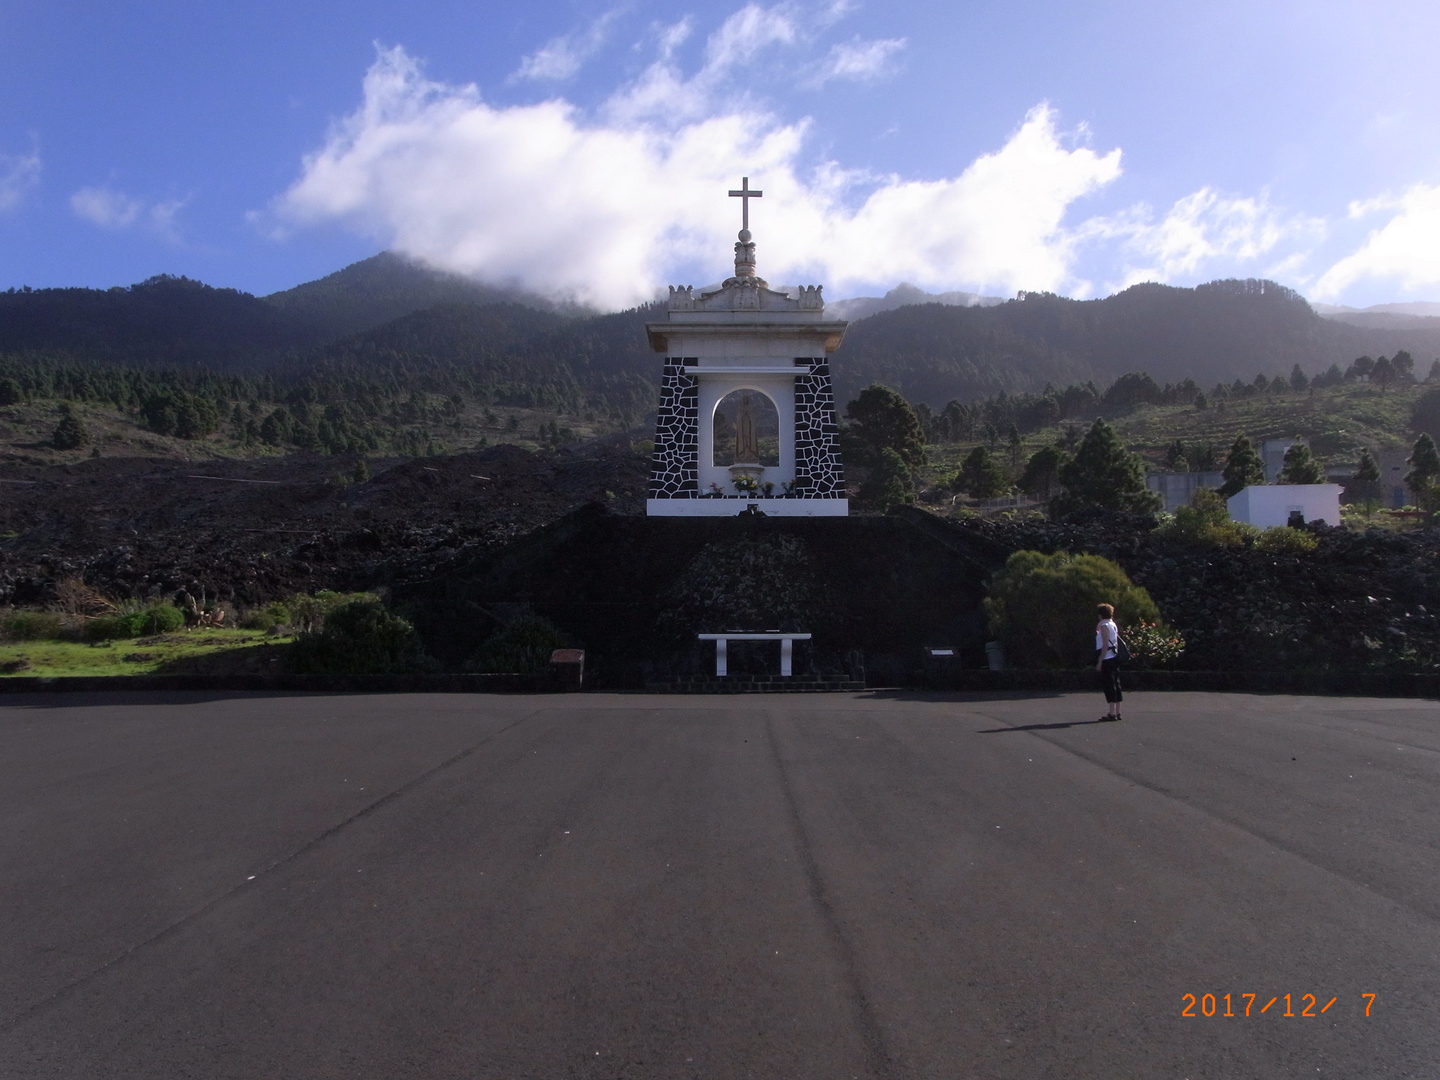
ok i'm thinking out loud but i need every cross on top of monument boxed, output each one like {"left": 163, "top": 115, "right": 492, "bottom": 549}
{"left": 728, "top": 176, "right": 762, "bottom": 238}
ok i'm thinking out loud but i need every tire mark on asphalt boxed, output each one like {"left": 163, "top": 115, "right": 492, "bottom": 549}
{"left": 971, "top": 707, "right": 1440, "bottom": 926}
{"left": 2, "top": 707, "right": 546, "bottom": 1032}
{"left": 764, "top": 710, "right": 899, "bottom": 1080}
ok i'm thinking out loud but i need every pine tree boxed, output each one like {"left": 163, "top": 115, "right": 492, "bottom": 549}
{"left": 857, "top": 447, "right": 915, "bottom": 510}
{"left": 1372, "top": 355, "right": 1395, "bottom": 392}
{"left": 1218, "top": 435, "right": 1265, "bottom": 497}
{"left": 52, "top": 403, "right": 89, "bottom": 450}
{"left": 842, "top": 384, "right": 925, "bottom": 470}
{"left": 1017, "top": 445, "right": 1066, "bottom": 500}
{"left": 1406, "top": 433, "right": 1440, "bottom": 509}
{"left": 955, "top": 446, "right": 1008, "bottom": 498}
{"left": 260, "top": 408, "right": 292, "bottom": 446}
{"left": 1349, "top": 448, "right": 1382, "bottom": 516}
{"left": 1277, "top": 442, "right": 1324, "bottom": 484}
{"left": 1051, "top": 418, "right": 1161, "bottom": 515}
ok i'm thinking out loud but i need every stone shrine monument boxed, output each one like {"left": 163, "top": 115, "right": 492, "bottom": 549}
{"left": 646, "top": 178, "right": 849, "bottom": 516}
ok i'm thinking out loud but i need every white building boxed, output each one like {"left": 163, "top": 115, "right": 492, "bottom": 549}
{"left": 1260, "top": 438, "right": 1300, "bottom": 482}
{"left": 645, "top": 179, "right": 849, "bottom": 517}
{"left": 1146, "top": 472, "right": 1224, "bottom": 512}
{"left": 1226, "top": 484, "right": 1342, "bottom": 527}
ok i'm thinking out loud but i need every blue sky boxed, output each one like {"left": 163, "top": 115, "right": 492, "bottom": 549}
{"left": 2, "top": 0, "right": 1438, "bottom": 308}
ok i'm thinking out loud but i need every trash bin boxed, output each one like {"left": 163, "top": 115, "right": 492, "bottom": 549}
{"left": 549, "top": 649, "right": 585, "bottom": 691}
{"left": 985, "top": 641, "right": 1005, "bottom": 671}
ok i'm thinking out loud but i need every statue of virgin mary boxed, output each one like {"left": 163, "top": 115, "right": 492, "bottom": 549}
{"left": 735, "top": 392, "right": 760, "bottom": 463}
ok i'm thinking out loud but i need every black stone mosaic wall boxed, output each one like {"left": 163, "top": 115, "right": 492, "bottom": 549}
{"left": 649, "top": 357, "right": 845, "bottom": 500}
{"left": 793, "top": 360, "right": 845, "bottom": 497}
{"left": 648, "top": 361, "right": 699, "bottom": 498}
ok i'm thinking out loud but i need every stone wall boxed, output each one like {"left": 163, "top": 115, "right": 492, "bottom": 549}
{"left": 791, "top": 360, "right": 845, "bottom": 497}
{"left": 648, "top": 357, "right": 846, "bottom": 501}
{"left": 648, "top": 361, "right": 699, "bottom": 498}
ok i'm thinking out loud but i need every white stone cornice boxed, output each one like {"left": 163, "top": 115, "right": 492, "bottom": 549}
{"left": 645, "top": 320, "right": 848, "bottom": 354}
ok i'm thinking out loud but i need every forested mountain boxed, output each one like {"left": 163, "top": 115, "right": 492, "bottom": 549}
{"left": 4, "top": 258, "right": 1440, "bottom": 417}
{"left": 826, "top": 282, "right": 1004, "bottom": 322}
{"left": 830, "top": 279, "right": 1440, "bottom": 405}
{"left": 0, "top": 253, "right": 572, "bottom": 373}
{"left": 0, "top": 275, "right": 330, "bottom": 370}
{"left": 306, "top": 302, "right": 656, "bottom": 414}
{"left": 263, "top": 251, "right": 576, "bottom": 339}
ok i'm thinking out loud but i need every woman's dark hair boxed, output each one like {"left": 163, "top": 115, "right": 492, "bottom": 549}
{"left": 1097, "top": 603, "right": 1114, "bottom": 619}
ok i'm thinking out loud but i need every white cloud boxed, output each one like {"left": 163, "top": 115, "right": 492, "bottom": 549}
{"left": 71, "top": 185, "right": 188, "bottom": 240}
{"left": 0, "top": 147, "right": 41, "bottom": 212}
{"left": 703, "top": 4, "right": 799, "bottom": 71}
{"left": 272, "top": 42, "right": 1126, "bottom": 309}
{"left": 71, "top": 186, "right": 143, "bottom": 228}
{"left": 787, "top": 105, "right": 1123, "bottom": 296}
{"left": 1312, "top": 183, "right": 1440, "bottom": 299}
{"left": 805, "top": 36, "right": 905, "bottom": 87}
{"left": 1086, "top": 188, "right": 1323, "bottom": 291}
{"left": 655, "top": 18, "right": 693, "bottom": 59}
{"left": 510, "top": 9, "right": 625, "bottom": 83}
{"left": 604, "top": 5, "right": 802, "bottom": 125}
{"left": 147, "top": 198, "right": 188, "bottom": 242}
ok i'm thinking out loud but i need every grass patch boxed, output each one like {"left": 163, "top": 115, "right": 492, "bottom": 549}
{"left": 0, "top": 629, "right": 278, "bottom": 677}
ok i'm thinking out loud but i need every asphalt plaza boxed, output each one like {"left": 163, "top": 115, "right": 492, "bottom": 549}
{"left": 2, "top": 689, "right": 1437, "bottom": 1079}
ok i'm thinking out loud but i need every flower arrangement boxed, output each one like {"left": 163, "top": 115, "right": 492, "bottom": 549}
{"left": 707, "top": 483, "right": 725, "bottom": 497}
{"left": 1123, "top": 621, "right": 1186, "bottom": 668}
{"left": 732, "top": 474, "right": 759, "bottom": 494}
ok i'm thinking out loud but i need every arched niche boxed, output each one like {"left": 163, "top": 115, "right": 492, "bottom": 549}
{"left": 712, "top": 388, "right": 780, "bottom": 467}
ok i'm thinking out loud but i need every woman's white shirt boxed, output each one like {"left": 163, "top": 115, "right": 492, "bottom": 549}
{"left": 1096, "top": 619, "right": 1118, "bottom": 659}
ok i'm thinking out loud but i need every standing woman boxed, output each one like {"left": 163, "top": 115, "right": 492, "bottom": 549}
{"left": 1095, "top": 603, "right": 1122, "bottom": 721}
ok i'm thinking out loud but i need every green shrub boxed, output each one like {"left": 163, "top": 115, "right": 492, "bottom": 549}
{"left": 240, "top": 600, "right": 294, "bottom": 631}
{"left": 1155, "top": 489, "right": 1255, "bottom": 548}
{"left": 1254, "top": 527, "right": 1319, "bottom": 554}
{"left": 468, "top": 614, "right": 571, "bottom": 674}
{"left": 84, "top": 604, "right": 184, "bottom": 640}
{"left": 1, "top": 609, "right": 66, "bottom": 641}
{"left": 239, "top": 592, "right": 377, "bottom": 633}
{"left": 984, "top": 550, "right": 1165, "bottom": 668}
{"left": 285, "top": 599, "right": 434, "bottom": 674}
{"left": 142, "top": 604, "right": 186, "bottom": 634}
{"left": 52, "top": 403, "right": 90, "bottom": 450}
{"left": 1123, "top": 620, "right": 1187, "bottom": 668}
{"left": 85, "top": 612, "right": 145, "bottom": 640}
